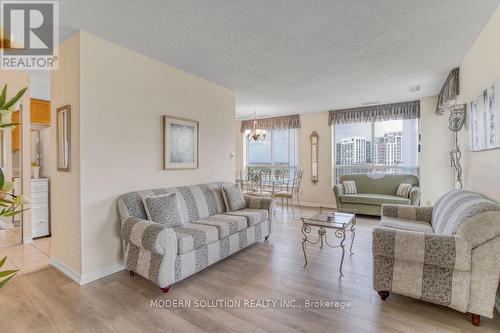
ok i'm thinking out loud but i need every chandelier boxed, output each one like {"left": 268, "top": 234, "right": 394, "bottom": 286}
{"left": 246, "top": 112, "right": 267, "bottom": 142}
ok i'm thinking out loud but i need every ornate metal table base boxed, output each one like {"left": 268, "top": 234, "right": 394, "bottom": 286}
{"left": 301, "top": 216, "right": 356, "bottom": 277}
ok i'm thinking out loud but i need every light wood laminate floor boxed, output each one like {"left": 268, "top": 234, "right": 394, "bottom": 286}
{"left": 0, "top": 237, "right": 50, "bottom": 273}
{"left": 0, "top": 206, "right": 499, "bottom": 333}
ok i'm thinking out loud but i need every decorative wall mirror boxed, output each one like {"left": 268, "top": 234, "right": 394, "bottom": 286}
{"left": 310, "top": 131, "right": 319, "bottom": 183}
{"left": 56, "top": 105, "right": 71, "bottom": 171}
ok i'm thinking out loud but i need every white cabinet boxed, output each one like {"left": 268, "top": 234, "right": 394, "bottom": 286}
{"left": 13, "top": 178, "right": 50, "bottom": 238}
{"left": 31, "top": 178, "right": 49, "bottom": 238}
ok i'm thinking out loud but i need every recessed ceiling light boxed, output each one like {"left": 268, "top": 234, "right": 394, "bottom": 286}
{"left": 409, "top": 84, "right": 421, "bottom": 92}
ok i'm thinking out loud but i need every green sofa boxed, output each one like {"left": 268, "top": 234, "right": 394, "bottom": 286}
{"left": 333, "top": 174, "right": 421, "bottom": 216}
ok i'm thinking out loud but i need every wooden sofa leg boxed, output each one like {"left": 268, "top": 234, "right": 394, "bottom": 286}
{"left": 265, "top": 236, "right": 269, "bottom": 240}
{"left": 129, "top": 271, "right": 134, "bottom": 276}
{"left": 471, "top": 314, "right": 480, "bottom": 326}
{"left": 160, "top": 286, "right": 171, "bottom": 293}
{"left": 377, "top": 291, "right": 390, "bottom": 300}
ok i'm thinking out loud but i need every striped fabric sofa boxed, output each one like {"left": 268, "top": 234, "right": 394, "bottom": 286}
{"left": 372, "top": 190, "right": 500, "bottom": 326}
{"left": 118, "top": 182, "right": 274, "bottom": 292}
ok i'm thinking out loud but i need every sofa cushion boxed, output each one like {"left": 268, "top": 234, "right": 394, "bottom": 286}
{"left": 142, "top": 193, "right": 184, "bottom": 227}
{"left": 225, "top": 208, "right": 268, "bottom": 227}
{"left": 222, "top": 184, "right": 246, "bottom": 211}
{"left": 192, "top": 214, "right": 248, "bottom": 239}
{"left": 118, "top": 182, "right": 227, "bottom": 223}
{"left": 342, "top": 180, "right": 357, "bottom": 194}
{"left": 380, "top": 217, "right": 434, "bottom": 233}
{"left": 173, "top": 223, "right": 220, "bottom": 254}
{"left": 340, "top": 193, "right": 411, "bottom": 206}
{"left": 396, "top": 183, "right": 412, "bottom": 198}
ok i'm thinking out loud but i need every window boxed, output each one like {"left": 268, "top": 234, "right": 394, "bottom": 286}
{"left": 245, "top": 128, "right": 297, "bottom": 171}
{"left": 334, "top": 119, "right": 418, "bottom": 183}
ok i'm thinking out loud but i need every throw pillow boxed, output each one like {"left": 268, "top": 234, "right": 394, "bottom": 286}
{"left": 396, "top": 183, "right": 413, "bottom": 198}
{"left": 342, "top": 180, "right": 357, "bottom": 194}
{"left": 142, "top": 193, "right": 184, "bottom": 227}
{"left": 222, "top": 184, "right": 246, "bottom": 212}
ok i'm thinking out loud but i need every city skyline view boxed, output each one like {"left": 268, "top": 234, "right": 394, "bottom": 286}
{"left": 334, "top": 119, "right": 419, "bottom": 179}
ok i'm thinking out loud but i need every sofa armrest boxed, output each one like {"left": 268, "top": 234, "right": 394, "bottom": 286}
{"left": 382, "top": 204, "right": 433, "bottom": 223}
{"left": 244, "top": 195, "right": 275, "bottom": 234}
{"left": 409, "top": 186, "right": 421, "bottom": 205}
{"left": 333, "top": 184, "right": 344, "bottom": 208}
{"left": 244, "top": 195, "right": 275, "bottom": 218}
{"left": 121, "top": 217, "right": 177, "bottom": 256}
{"left": 372, "top": 226, "right": 471, "bottom": 271}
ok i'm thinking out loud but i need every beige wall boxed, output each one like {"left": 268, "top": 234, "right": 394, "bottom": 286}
{"left": 459, "top": 6, "right": 500, "bottom": 203}
{"left": 78, "top": 32, "right": 235, "bottom": 276}
{"left": 50, "top": 31, "right": 235, "bottom": 280}
{"left": 297, "top": 111, "right": 334, "bottom": 207}
{"left": 235, "top": 99, "right": 453, "bottom": 207}
{"left": 235, "top": 121, "right": 244, "bottom": 177}
{"left": 458, "top": 5, "right": 500, "bottom": 309}
{"left": 418, "top": 96, "right": 454, "bottom": 205}
{"left": 51, "top": 32, "right": 235, "bottom": 284}
{"left": 50, "top": 32, "right": 82, "bottom": 275}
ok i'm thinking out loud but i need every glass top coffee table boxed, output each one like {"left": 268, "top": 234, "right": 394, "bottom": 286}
{"left": 300, "top": 207, "right": 356, "bottom": 277}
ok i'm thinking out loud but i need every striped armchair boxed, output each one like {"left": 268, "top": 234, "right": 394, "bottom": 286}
{"left": 372, "top": 190, "right": 500, "bottom": 326}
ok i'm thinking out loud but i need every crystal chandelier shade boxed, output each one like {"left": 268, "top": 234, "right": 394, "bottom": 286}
{"left": 246, "top": 115, "right": 267, "bottom": 142}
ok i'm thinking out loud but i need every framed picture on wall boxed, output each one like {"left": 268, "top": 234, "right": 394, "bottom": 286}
{"left": 469, "top": 79, "right": 500, "bottom": 152}
{"left": 56, "top": 105, "right": 71, "bottom": 171}
{"left": 163, "top": 115, "right": 199, "bottom": 170}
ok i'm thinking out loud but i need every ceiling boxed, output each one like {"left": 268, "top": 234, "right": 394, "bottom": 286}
{"left": 57, "top": 0, "right": 500, "bottom": 117}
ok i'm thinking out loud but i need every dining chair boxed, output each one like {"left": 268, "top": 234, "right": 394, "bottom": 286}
{"left": 274, "top": 170, "right": 303, "bottom": 217}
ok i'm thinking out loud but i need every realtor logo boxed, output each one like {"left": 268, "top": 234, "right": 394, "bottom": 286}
{"left": 1, "top": 1, "right": 59, "bottom": 70}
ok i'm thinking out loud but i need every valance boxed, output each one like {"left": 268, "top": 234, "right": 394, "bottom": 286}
{"left": 328, "top": 100, "right": 420, "bottom": 125}
{"left": 240, "top": 114, "right": 301, "bottom": 132}
{"left": 436, "top": 67, "right": 460, "bottom": 115}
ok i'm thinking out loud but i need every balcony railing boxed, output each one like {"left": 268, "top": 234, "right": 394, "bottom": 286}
{"left": 335, "top": 164, "right": 418, "bottom": 183}
{"left": 236, "top": 165, "right": 301, "bottom": 194}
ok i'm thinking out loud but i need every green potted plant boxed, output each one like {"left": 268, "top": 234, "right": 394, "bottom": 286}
{"left": 0, "top": 84, "right": 29, "bottom": 289}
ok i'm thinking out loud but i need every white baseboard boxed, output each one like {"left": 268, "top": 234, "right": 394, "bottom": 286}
{"left": 50, "top": 256, "right": 125, "bottom": 286}
{"left": 80, "top": 262, "right": 125, "bottom": 285}
{"left": 49, "top": 256, "right": 81, "bottom": 285}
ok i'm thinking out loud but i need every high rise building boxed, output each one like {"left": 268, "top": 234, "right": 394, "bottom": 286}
{"left": 336, "top": 142, "right": 342, "bottom": 165}
{"left": 374, "top": 131, "right": 403, "bottom": 165}
{"left": 366, "top": 140, "right": 372, "bottom": 164}
{"left": 338, "top": 137, "right": 367, "bottom": 165}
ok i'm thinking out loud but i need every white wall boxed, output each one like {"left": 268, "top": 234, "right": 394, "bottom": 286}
{"left": 78, "top": 32, "right": 235, "bottom": 276}
{"left": 29, "top": 71, "right": 51, "bottom": 101}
